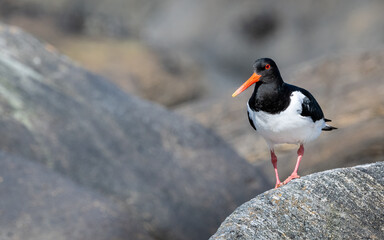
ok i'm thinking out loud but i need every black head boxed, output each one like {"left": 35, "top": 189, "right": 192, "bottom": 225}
{"left": 232, "top": 58, "right": 283, "bottom": 97}
{"left": 253, "top": 58, "right": 281, "bottom": 84}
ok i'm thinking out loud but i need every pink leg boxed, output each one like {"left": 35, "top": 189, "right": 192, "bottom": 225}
{"left": 283, "top": 144, "right": 304, "bottom": 185}
{"left": 270, "top": 150, "right": 282, "bottom": 188}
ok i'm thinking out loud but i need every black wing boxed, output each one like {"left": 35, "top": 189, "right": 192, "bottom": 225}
{"left": 301, "top": 94, "right": 324, "bottom": 122}
{"left": 286, "top": 84, "right": 324, "bottom": 122}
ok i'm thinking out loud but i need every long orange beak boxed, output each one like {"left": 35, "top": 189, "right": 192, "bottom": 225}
{"left": 232, "top": 72, "right": 261, "bottom": 97}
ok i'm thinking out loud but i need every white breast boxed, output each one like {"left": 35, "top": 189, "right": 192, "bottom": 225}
{"left": 247, "top": 91, "right": 325, "bottom": 148}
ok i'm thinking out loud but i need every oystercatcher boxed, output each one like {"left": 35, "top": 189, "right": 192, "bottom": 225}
{"left": 232, "top": 58, "right": 336, "bottom": 188}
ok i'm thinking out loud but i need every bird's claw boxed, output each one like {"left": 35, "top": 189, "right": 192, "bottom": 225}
{"left": 274, "top": 182, "right": 284, "bottom": 189}
{"left": 283, "top": 173, "right": 300, "bottom": 185}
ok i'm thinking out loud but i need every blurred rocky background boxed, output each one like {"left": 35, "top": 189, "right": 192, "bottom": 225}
{"left": 0, "top": 0, "right": 383, "bottom": 239}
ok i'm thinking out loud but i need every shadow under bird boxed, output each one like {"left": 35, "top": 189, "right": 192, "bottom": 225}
{"left": 232, "top": 58, "right": 337, "bottom": 188}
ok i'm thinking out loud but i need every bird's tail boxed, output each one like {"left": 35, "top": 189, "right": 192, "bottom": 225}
{"left": 322, "top": 124, "right": 337, "bottom": 131}
{"left": 322, "top": 118, "right": 337, "bottom": 131}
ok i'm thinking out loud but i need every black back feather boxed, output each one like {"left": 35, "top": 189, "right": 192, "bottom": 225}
{"left": 285, "top": 84, "right": 324, "bottom": 122}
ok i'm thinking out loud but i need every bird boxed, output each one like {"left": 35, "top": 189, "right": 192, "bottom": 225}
{"left": 232, "top": 58, "right": 336, "bottom": 189}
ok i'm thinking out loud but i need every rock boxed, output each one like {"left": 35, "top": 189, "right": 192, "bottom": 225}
{"left": 0, "top": 0, "right": 204, "bottom": 107}
{"left": 7, "top": 1, "right": 384, "bottom": 107}
{"left": 145, "top": 0, "right": 384, "bottom": 76}
{"left": 0, "top": 23, "right": 270, "bottom": 240}
{"left": 0, "top": 151, "right": 149, "bottom": 240}
{"left": 210, "top": 161, "right": 384, "bottom": 240}
{"left": 177, "top": 50, "right": 384, "bottom": 183}
{"left": 122, "top": 48, "right": 203, "bottom": 107}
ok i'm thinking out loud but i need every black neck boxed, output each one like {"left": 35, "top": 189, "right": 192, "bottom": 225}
{"left": 248, "top": 78, "right": 291, "bottom": 114}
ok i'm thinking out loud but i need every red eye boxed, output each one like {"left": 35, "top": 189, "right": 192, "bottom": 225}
{"left": 265, "top": 64, "right": 271, "bottom": 70}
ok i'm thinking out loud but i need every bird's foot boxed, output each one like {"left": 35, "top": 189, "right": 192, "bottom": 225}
{"left": 283, "top": 173, "right": 300, "bottom": 185}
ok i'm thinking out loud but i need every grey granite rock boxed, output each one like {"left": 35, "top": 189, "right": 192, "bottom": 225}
{"left": 210, "top": 162, "right": 384, "bottom": 240}
{"left": 0, "top": 151, "right": 149, "bottom": 240}
{"left": 0, "top": 23, "right": 270, "bottom": 240}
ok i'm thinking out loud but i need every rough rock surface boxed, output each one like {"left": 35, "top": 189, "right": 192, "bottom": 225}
{"left": 210, "top": 162, "right": 384, "bottom": 240}
{"left": 0, "top": 23, "right": 270, "bottom": 240}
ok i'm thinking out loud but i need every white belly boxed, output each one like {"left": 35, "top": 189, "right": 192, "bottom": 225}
{"left": 247, "top": 91, "right": 325, "bottom": 148}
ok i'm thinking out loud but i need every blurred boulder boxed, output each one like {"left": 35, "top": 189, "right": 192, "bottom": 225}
{"left": 177, "top": 50, "right": 384, "bottom": 183}
{"left": 120, "top": 48, "right": 203, "bottom": 107}
{"left": 210, "top": 162, "right": 384, "bottom": 239}
{"left": 3, "top": 0, "right": 384, "bottom": 106}
{"left": 58, "top": 0, "right": 87, "bottom": 34}
{"left": 0, "top": 151, "right": 148, "bottom": 240}
{"left": 144, "top": 0, "right": 384, "bottom": 76}
{"left": 0, "top": 23, "right": 269, "bottom": 240}
{"left": 0, "top": 0, "right": 203, "bottom": 107}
